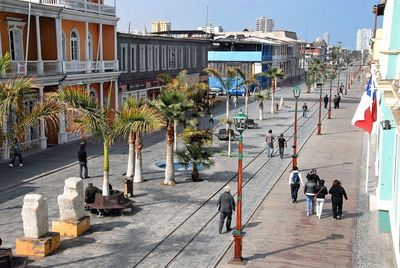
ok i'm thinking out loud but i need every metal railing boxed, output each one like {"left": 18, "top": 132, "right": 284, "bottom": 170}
{"left": 38, "top": 0, "right": 116, "bottom": 15}
{"left": 65, "top": 61, "right": 86, "bottom": 72}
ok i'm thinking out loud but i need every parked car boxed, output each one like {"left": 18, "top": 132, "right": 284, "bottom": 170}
{"left": 246, "top": 119, "right": 258, "bottom": 129}
{"left": 209, "top": 87, "right": 224, "bottom": 96}
{"left": 228, "top": 86, "right": 246, "bottom": 96}
{"left": 217, "top": 129, "right": 235, "bottom": 141}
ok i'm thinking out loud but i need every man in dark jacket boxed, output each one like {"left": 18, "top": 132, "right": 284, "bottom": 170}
{"left": 9, "top": 138, "right": 23, "bottom": 168}
{"left": 77, "top": 142, "right": 89, "bottom": 179}
{"left": 306, "top": 169, "right": 321, "bottom": 186}
{"left": 85, "top": 182, "right": 101, "bottom": 204}
{"left": 324, "top": 94, "right": 329, "bottom": 109}
{"left": 217, "top": 186, "right": 235, "bottom": 234}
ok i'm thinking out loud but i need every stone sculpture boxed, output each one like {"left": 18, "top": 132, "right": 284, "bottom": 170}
{"left": 57, "top": 177, "right": 85, "bottom": 221}
{"left": 21, "top": 194, "right": 48, "bottom": 239}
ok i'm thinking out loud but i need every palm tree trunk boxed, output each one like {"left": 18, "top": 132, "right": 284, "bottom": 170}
{"left": 259, "top": 103, "right": 264, "bottom": 121}
{"left": 134, "top": 132, "right": 143, "bottom": 183}
{"left": 126, "top": 130, "right": 135, "bottom": 178}
{"left": 102, "top": 142, "right": 110, "bottom": 196}
{"left": 191, "top": 164, "right": 200, "bottom": 181}
{"left": 164, "top": 121, "right": 176, "bottom": 185}
{"left": 174, "top": 120, "right": 177, "bottom": 151}
{"left": 228, "top": 126, "right": 231, "bottom": 157}
{"left": 270, "top": 78, "right": 275, "bottom": 114}
{"left": 225, "top": 94, "right": 230, "bottom": 130}
{"left": 245, "top": 92, "right": 249, "bottom": 116}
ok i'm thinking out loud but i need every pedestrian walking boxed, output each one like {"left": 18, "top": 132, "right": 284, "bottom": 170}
{"left": 9, "top": 138, "right": 23, "bottom": 168}
{"left": 233, "top": 95, "right": 238, "bottom": 108}
{"left": 209, "top": 113, "right": 214, "bottom": 124}
{"left": 289, "top": 166, "right": 304, "bottom": 203}
{"left": 339, "top": 83, "right": 344, "bottom": 94}
{"left": 304, "top": 176, "right": 316, "bottom": 216}
{"left": 78, "top": 142, "right": 89, "bottom": 179}
{"left": 334, "top": 95, "right": 339, "bottom": 109}
{"left": 306, "top": 168, "right": 321, "bottom": 186}
{"left": 217, "top": 186, "right": 235, "bottom": 234}
{"left": 314, "top": 179, "right": 328, "bottom": 219}
{"left": 265, "top": 130, "right": 275, "bottom": 157}
{"left": 324, "top": 94, "right": 329, "bottom": 109}
{"left": 277, "top": 133, "right": 287, "bottom": 159}
{"left": 337, "top": 94, "right": 341, "bottom": 108}
{"left": 329, "top": 180, "right": 348, "bottom": 220}
{"left": 302, "top": 103, "right": 308, "bottom": 118}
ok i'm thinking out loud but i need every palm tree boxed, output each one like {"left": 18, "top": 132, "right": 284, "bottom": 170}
{"left": 254, "top": 92, "right": 266, "bottom": 121}
{"left": 304, "top": 71, "right": 315, "bottom": 93}
{"left": 176, "top": 144, "right": 214, "bottom": 181}
{"left": 52, "top": 88, "right": 115, "bottom": 196}
{"left": 262, "top": 67, "right": 284, "bottom": 113}
{"left": 153, "top": 89, "right": 193, "bottom": 185}
{"left": 177, "top": 127, "right": 214, "bottom": 181}
{"left": 0, "top": 53, "right": 60, "bottom": 157}
{"left": 235, "top": 68, "right": 258, "bottom": 116}
{"left": 114, "top": 97, "right": 164, "bottom": 183}
{"left": 205, "top": 67, "right": 238, "bottom": 130}
{"left": 220, "top": 117, "right": 233, "bottom": 157}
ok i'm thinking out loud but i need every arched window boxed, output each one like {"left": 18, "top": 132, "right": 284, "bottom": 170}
{"left": 62, "top": 32, "right": 67, "bottom": 60}
{"left": 9, "top": 28, "right": 24, "bottom": 61}
{"left": 88, "top": 32, "right": 93, "bottom": 61}
{"left": 70, "top": 29, "right": 80, "bottom": 61}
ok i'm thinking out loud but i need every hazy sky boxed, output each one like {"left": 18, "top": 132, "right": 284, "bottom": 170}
{"left": 114, "top": 0, "right": 378, "bottom": 49}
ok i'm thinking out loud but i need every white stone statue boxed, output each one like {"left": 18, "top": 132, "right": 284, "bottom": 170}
{"left": 57, "top": 177, "right": 85, "bottom": 222}
{"left": 21, "top": 194, "right": 48, "bottom": 238}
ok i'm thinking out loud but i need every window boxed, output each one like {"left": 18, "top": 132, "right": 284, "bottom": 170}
{"left": 120, "top": 44, "right": 128, "bottom": 72}
{"left": 192, "top": 46, "right": 197, "bottom": 68}
{"left": 88, "top": 33, "right": 93, "bottom": 61}
{"left": 187, "top": 47, "right": 191, "bottom": 68}
{"left": 70, "top": 29, "right": 80, "bottom": 61}
{"left": 62, "top": 32, "right": 67, "bottom": 60}
{"left": 9, "top": 28, "right": 23, "bottom": 61}
{"left": 154, "top": 45, "right": 160, "bottom": 71}
{"left": 139, "top": 44, "right": 146, "bottom": 71}
{"left": 161, "top": 45, "right": 167, "bottom": 70}
{"left": 147, "top": 45, "right": 153, "bottom": 71}
{"left": 168, "top": 46, "right": 176, "bottom": 69}
{"left": 130, "top": 44, "right": 137, "bottom": 72}
{"left": 179, "top": 47, "right": 184, "bottom": 68}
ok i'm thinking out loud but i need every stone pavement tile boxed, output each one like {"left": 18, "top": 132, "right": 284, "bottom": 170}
{"left": 219, "top": 84, "right": 365, "bottom": 267}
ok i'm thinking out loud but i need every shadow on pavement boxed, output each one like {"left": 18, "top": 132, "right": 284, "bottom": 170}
{"left": 246, "top": 234, "right": 344, "bottom": 261}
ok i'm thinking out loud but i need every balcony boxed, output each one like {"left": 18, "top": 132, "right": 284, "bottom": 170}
{"left": 4, "top": 60, "right": 117, "bottom": 77}
{"left": 30, "top": 0, "right": 116, "bottom": 16}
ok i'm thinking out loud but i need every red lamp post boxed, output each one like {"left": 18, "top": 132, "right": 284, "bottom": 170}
{"left": 292, "top": 86, "right": 301, "bottom": 169}
{"left": 317, "top": 81, "right": 323, "bottom": 135}
{"left": 231, "top": 110, "right": 247, "bottom": 263}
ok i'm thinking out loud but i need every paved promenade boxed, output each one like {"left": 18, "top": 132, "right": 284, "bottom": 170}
{"left": 0, "top": 73, "right": 394, "bottom": 267}
{"left": 218, "top": 78, "right": 394, "bottom": 267}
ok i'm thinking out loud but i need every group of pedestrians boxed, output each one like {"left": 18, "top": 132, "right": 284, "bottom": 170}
{"left": 289, "top": 167, "right": 348, "bottom": 219}
{"left": 265, "top": 130, "right": 287, "bottom": 159}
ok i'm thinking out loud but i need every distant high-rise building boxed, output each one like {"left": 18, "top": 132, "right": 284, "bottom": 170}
{"left": 151, "top": 21, "right": 171, "bottom": 32}
{"left": 197, "top": 24, "right": 224, "bottom": 33}
{"left": 356, "top": 28, "right": 372, "bottom": 51}
{"left": 322, "top": 32, "right": 330, "bottom": 46}
{"left": 255, "top": 17, "right": 274, "bottom": 32}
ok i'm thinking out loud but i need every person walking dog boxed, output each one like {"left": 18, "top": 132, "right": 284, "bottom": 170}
{"left": 217, "top": 186, "right": 235, "bottom": 234}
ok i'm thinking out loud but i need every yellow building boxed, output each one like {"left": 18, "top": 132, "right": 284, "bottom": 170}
{"left": 151, "top": 21, "right": 171, "bottom": 33}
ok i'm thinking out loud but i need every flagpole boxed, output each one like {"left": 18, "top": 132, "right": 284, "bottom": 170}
{"left": 366, "top": 134, "right": 370, "bottom": 193}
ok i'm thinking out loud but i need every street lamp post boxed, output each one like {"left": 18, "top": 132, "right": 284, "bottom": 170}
{"left": 328, "top": 78, "right": 333, "bottom": 119}
{"left": 231, "top": 110, "right": 248, "bottom": 264}
{"left": 317, "top": 81, "right": 323, "bottom": 135}
{"left": 292, "top": 86, "right": 301, "bottom": 169}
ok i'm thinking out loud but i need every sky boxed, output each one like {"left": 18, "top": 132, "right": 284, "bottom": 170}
{"left": 113, "top": 0, "right": 378, "bottom": 49}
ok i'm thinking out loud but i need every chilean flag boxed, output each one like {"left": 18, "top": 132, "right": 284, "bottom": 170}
{"left": 351, "top": 77, "right": 377, "bottom": 133}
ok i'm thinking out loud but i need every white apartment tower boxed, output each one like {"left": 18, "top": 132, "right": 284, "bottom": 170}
{"left": 256, "top": 17, "right": 274, "bottom": 32}
{"left": 356, "top": 28, "right": 372, "bottom": 51}
{"left": 152, "top": 21, "right": 171, "bottom": 32}
{"left": 322, "top": 32, "right": 330, "bottom": 46}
